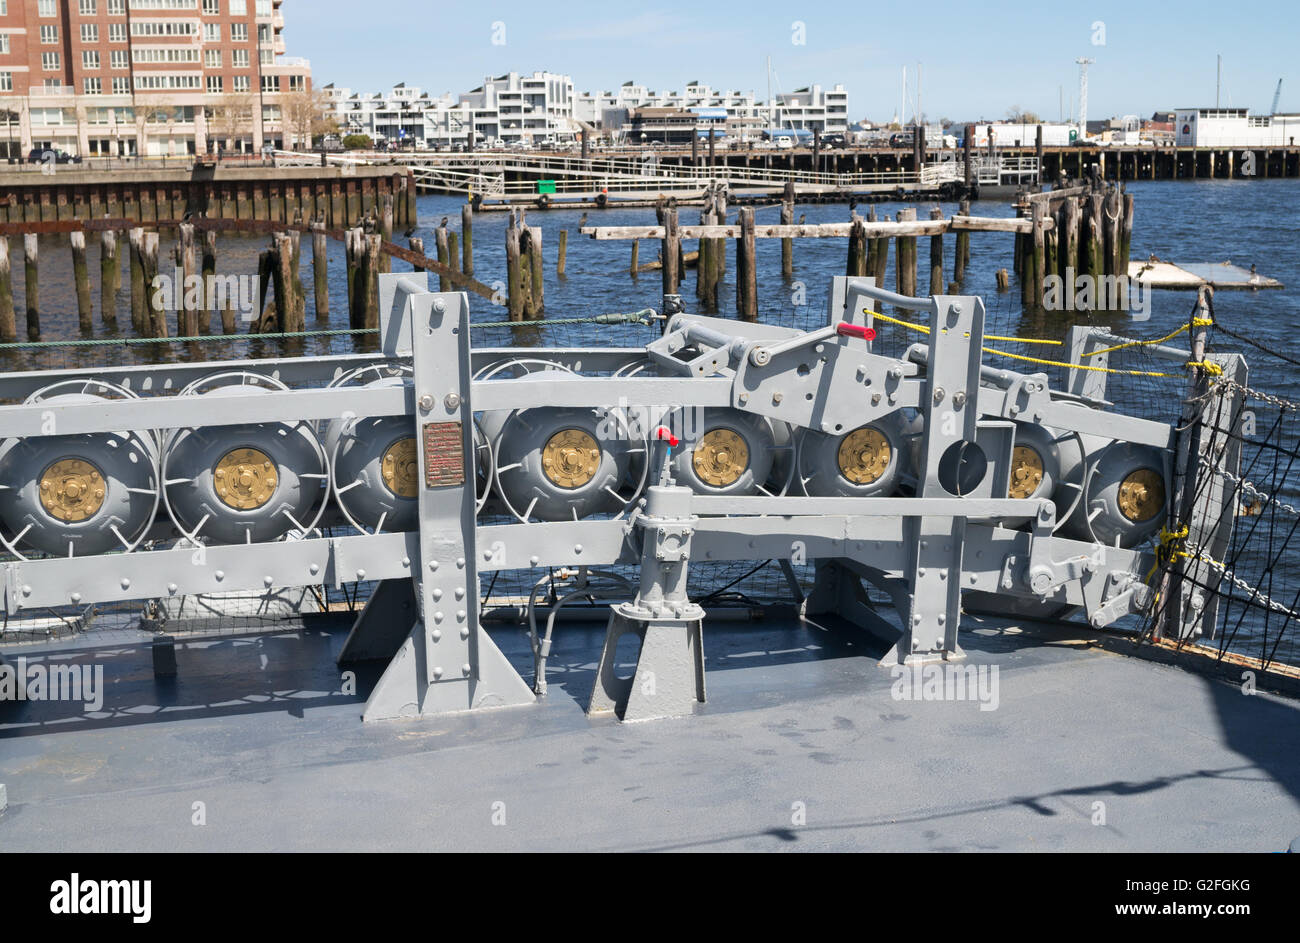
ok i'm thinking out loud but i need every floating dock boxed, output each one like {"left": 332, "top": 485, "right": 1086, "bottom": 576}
{"left": 1128, "top": 259, "right": 1284, "bottom": 290}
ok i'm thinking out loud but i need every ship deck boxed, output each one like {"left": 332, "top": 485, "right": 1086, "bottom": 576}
{"left": 2, "top": 611, "right": 1298, "bottom": 852}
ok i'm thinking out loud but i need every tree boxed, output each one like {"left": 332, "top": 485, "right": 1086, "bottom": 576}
{"left": 208, "top": 91, "right": 256, "bottom": 153}
{"left": 1006, "top": 106, "right": 1042, "bottom": 124}
{"left": 282, "top": 86, "right": 337, "bottom": 150}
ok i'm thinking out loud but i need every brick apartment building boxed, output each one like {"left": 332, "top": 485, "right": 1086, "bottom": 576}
{"left": 0, "top": 0, "right": 311, "bottom": 159}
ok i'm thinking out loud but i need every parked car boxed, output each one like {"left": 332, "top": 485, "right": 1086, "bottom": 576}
{"left": 821, "top": 133, "right": 847, "bottom": 149}
{"left": 27, "top": 148, "right": 81, "bottom": 165}
{"left": 774, "top": 136, "right": 794, "bottom": 150}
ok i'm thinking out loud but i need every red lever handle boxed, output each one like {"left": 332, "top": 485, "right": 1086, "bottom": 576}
{"left": 655, "top": 426, "right": 680, "bottom": 448}
{"left": 836, "top": 322, "right": 877, "bottom": 341}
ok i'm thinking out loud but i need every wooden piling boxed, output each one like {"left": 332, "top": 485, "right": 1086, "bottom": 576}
{"left": 1084, "top": 192, "right": 1105, "bottom": 283}
{"left": 288, "top": 229, "right": 306, "bottom": 327}
{"left": 409, "top": 237, "right": 425, "bottom": 272}
{"left": 781, "top": 180, "right": 795, "bottom": 277}
{"left": 895, "top": 208, "right": 917, "bottom": 297}
{"left": 1103, "top": 187, "right": 1121, "bottom": 278}
{"left": 361, "top": 232, "right": 380, "bottom": 328}
{"left": 99, "top": 229, "right": 119, "bottom": 326}
{"left": 447, "top": 231, "right": 460, "bottom": 276}
{"left": 505, "top": 211, "right": 524, "bottom": 321}
{"left": 346, "top": 226, "right": 366, "bottom": 328}
{"left": 995, "top": 268, "right": 1010, "bottom": 291}
{"left": 434, "top": 224, "right": 451, "bottom": 291}
{"left": 696, "top": 205, "right": 716, "bottom": 308}
{"left": 311, "top": 223, "right": 329, "bottom": 320}
{"left": 736, "top": 206, "right": 757, "bottom": 321}
{"left": 1061, "top": 196, "right": 1080, "bottom": 281}
{"left": 174, "top": 224, "right": 196, "bottom": 336}
{"left": 0, "top": 236, "right": 13, "bottom": 340}
{"left": 129, "top": 227, "right": 146, "bottom": 334}
{"left": 461, "top": 203, "right": 474, "bottom": 276}
{"left": 379, "top": 194, "right": 394, "bottom": 274}
{"left": 63, "top": 230, "right": 93, "bottom": 333}
{"left": 659, "top": 203, "right": 680, "bottom": 296}
{"left": 1119, "top": 191, "right": 1134, "bottom": 280}
{"left": 954, "top": 198, "right": 970, "bottom": 281}
{"left": 870, "top": 209, "right": 889, "bottom": 285}
{"left": 141, "top": 231, "right": 164, "bottom": 338}
{"left": 1024, "top": 201, "right": 1045, "bottom": 309}
{"left": 557, "top": 229, "right": 568, "bottom": 277}
{"left": 929, "top": 207, "right": 944, "bottom": 295}
{"left": 629, "top": 239, "right": 639, "bottom": 277}
{"left": 23, "top": 233, "right": 38, "bottom": 341}
{"left": 847, "top": 216, "right": 867, "bottom": 277}
{"left": 528, "top": 225, "right": 544, "bottom": 315}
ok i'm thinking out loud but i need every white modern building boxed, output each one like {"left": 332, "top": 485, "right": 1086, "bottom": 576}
{"left": 1174, "top": 108, "right": 1300, "bottom": 147}
{"left": 323, "top": 73, "right": 849, "bottom": 148}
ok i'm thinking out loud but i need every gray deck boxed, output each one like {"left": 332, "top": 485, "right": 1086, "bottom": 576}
{"left": 2, "top": 611, "right": 1298, "bottom": 852}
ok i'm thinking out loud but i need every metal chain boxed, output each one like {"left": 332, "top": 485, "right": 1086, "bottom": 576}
{"left": 1214, "top": 378, "right": 1300, "bottom": 412}
{"left": 1185, "top": 545, "right": 1300, "bottom": 623}
{"left": 1202, "top": 461, "right": 1300, "bottom": 517}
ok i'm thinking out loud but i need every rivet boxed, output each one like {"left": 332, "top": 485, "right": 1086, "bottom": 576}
{"left": 460, "top": 626, "right": 469, "bottom": 640}
{"left": 456, "top": 610, "right": 466, "bottom": 621}
{"left": 429, "top": 560, "right": 439, "bottom": 572}
{"left": 574, "top": 544, "right": 583, "bottom": 554}
{"left": 264, "top": 575, "right": 274, "bottom": 587}
{"left": 356, "top": 568, "right": 366, "bottom": 579}
{"left": 432, "top": 666, "right": 444, "bottom": 679}
{"left": 530, "top": 555, "right": 540, "bottom": 565}
{"left": 121, "top": 577, "right": 131, "bottom": 589}
{"left": 461, "top": 663, "right": 472, "bottom": 676}
{"left": 214, "top": 571, "right": 223, "bottom": 582}
{"left": 431, "top": 629, "right": 442, "bottom": 641}
{"left": 432, "top": 588, "right": 442, "bottom": 601}
{"left": 456, "top": 557, "right": 465, "bottom": 568}
{"left": 401, "top": 556, "right": 410, "bottom": 568}
{"left": 918, "top": 567, "right": 927, "bottom": 577}
{"left": 71, "top": 592, "right": 82, "bottom": 603}
{"left": 434, "top": 611, "right": 444, "bottom": 623}
{"left": 309, "top": 563, "right": 320, "bottom": 575}
{"left": 454, "top": 587, "right": 465, "bottom": 600}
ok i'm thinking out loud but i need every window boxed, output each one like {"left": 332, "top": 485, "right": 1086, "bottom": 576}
{"left": 259, "top": 49, "right": 272, "bottom": 66}
{"left": 231, "top": 23, "right": 248, "bottom": 42}
{"left": 0, "top": 2, "right": 7, "bottom": 16}
{"left": 230, "top": 0, "right": 247, "bottom": 14}
{"left": 288, "top": 75, "right": 305, "bottom": 93}
{"left": 260, "top": 74, "right": 279, "bottom": 93}
{"left": 81, "top": 24, "right": 99, "bottom": 43}
{"left": 130, "top": 20, "right": 197, "bottom": 36}
{"left": 108, "top": 0, "right": 126, "bottom": 11}
{"left": 0, "top": 72, "right": 11, "bottom": 93}
{"left": 130, "top": 0, "right": 198, "bottom": 7}
{"left": 110, "top": 50, "right": 128, "bottom": 69}
{"left": 231, "top": 49, "right": 248, "bottom": 68}
{"left": 112, "top": 76, "right": 129, "bottom": 94}
{"left": 202, "top": 0, "right": 218, "bottom": 11}
{"left": 109, "top": 24, "right": 127, "bottom": 42}
{"left": 206, "top": 75, "right": 222, "bottom": 93}
{"left": 80, "top": 0, "right": 98, "bottom": 13}
{"left": 256, "top": 0, "right": 270, "bottom": 14}
{"left": 232, "top": 75, "right": 249, "bottom": 92}
{"left": 38, "top": 0, "right": 56, "bottom": 16}
{"left": 134, "top": 73, "right": 202, "bottom": 90}
{"left": 262, "top": 104, "right": 280, "bottom": 122}
{"left": 0, "top": 36, "right": 8, "bottom": 55}
{"left": 203, "top": 23, "right": 220, "bottom": 42}
{"left": 84, "top": 77, "right": 102, "bottom": 95}
{"left": 204, "top": 49, "right": 221, "bottom": 68}
{"left": 83, "top": 51, "right": 100, "bottom": 70}
{"left": 40, "top": 25, "right": 58, "bottom": 44}
{"left": 41, "top": 52, "right": 60, "bottom": 71}
{"left": 133, "top": 47, "right": 199, "bottom": 63}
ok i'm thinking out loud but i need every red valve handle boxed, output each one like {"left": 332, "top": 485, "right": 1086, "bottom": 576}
{"left": 836, "top": 322, "right": 877, "bottom": 341}
{"left": 655, "top": 427, "right": 680, "bottom": 448}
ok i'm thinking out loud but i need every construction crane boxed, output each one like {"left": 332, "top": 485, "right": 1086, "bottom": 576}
{"left": 1272, "top": 79, "right": 1283, "bottom": 115}
{"left": 1076, "top": 57, "right": 1095, "bottom": 138}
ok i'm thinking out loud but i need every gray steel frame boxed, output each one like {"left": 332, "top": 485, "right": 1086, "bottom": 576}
{"left": 0, "top": 273, "right": 1228, "bottom": 723}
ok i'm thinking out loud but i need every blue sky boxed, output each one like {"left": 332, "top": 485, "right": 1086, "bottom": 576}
{"left": 290, "top": 0, "right": 1295, "bottom": 122}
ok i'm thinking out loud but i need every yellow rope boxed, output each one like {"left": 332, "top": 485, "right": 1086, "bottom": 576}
{"left": 1086, "top": 317, "right": 1215, "bottom": 359}
{"left": 864, "top": 308, "right": 1212, "bottom": 380}
{"left": 1145, "top": 523, "right": 1191, "bottom": 590}
{"left": 864, "top": 308, "right": 1062, "bottom": 346}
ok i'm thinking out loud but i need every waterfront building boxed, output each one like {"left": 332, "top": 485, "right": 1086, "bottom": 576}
{"left": 0, "top": 0, "right": 312, "bottom": 159}
{"left": 1174, "top": 108, "right": 1300, "bottom": 147}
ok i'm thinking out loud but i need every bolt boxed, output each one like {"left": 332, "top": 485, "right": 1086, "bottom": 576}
{"left": 933, "top": 387, "right": 945, "bottom": 404}
{"left": 772, "top": 392, "right": 784, "bottom": 405}
{"left": 871, "top": 392, "right": 882, "bottom": 406}
{"left": 953, "top": 391, "right": 967, "bottom": 408}
{"left": 738, "top": 393, "right": 749, "bottom": 405}
{"left": 445, "top": 392, "right": 461, "bottom": 410}
{"left": 434, "top": 299, "right": 446, "bottom": 314}
{"left": 418, "top": 393, "right": 434, "bottom": 411}
{"left": 1009, "top": 405, "right": 1020, "bottom": 416}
